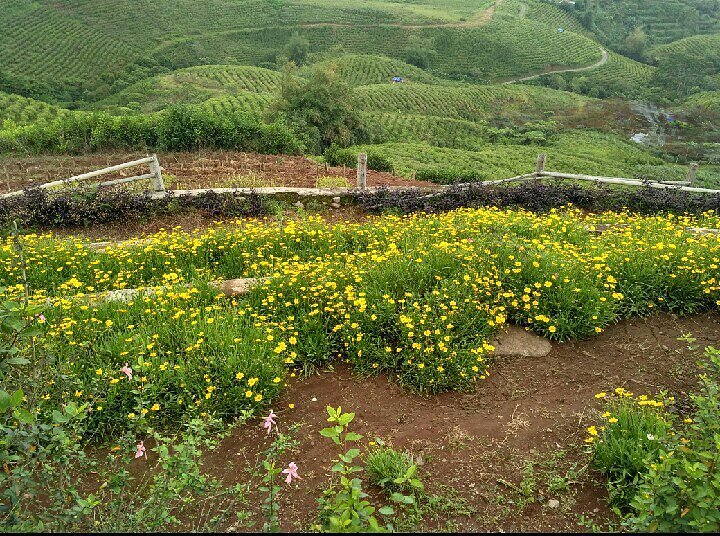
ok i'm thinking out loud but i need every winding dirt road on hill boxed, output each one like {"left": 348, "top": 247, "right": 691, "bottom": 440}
{"left": 502, "top": 48, "right": 609, "bottom": 84}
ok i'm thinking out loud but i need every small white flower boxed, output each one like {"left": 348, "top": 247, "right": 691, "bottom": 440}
{"left": 647, "top": 434, "right": 655, "bottom": 441}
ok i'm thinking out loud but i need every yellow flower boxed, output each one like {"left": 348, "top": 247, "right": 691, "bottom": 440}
{"left": 254, "top": 393, "right": 263, "bottom": 402}
{"left": 248, "top": 377, "right": 259, "bottom": 387}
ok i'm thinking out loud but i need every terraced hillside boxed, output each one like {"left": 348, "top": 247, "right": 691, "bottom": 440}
{"left": 329, "top": 129, "right": 720, "bottom": 186}
{"left": 0, "top": 92, "right": 79, "bottom": 127}
{"left": 104, "top": 65, "right": 288, "bottom": 113}
{"left": 1, "top": 0, "right": 719, "bottom": 189}
{"left": 0, "top": 0, "right": 605, "bottom": 99}
{"left": 527, "top": 51, "right": 656, "bottom": 98}
{"left": 582, "top": 0, "right": 720, "bottom": 46}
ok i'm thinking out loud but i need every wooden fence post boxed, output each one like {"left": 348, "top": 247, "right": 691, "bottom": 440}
{"left": 686, "top": 162, "right": 700, "bottom": 185}
{"left": 150, "top": 154, "right": 165, "bottom": 192}
{"left": 535, "top": 154, "right": 547, "bottom": 178}
{"left": 357, "top": 153, "right": 367, "bottom": 190}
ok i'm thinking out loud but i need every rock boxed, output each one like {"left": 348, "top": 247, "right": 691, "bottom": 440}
{"left": 548, "top": 499, "right": 560, "bottom": 509}
{"left": 331, "top": 203, "right": 341, "bottom": 209}
{"left": 219, "top": 278, "right": 261, "bottom": 296}
{"left": 332, "top": 197, "right": 341, "bottom": 203}
{"left": 491, "top": 325, "right": 552, "bottom": 357}
{"left": 293, "top": 201, "right": 304, "bottom": 209}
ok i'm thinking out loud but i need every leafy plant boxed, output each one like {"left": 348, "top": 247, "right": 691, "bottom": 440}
{"left": 316, "top": 406, "right": 393, "bottom": 532}
{"left": 365, "top": 444, "right": 423, "bottom": 496}
{"left": 627, "top": 346, "right": 720, "bottom": 532}
{"left": 589, "top": 389, "right": 674, "bottom": 509}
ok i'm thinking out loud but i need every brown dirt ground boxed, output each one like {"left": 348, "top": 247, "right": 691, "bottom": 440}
{"left": 146, "top": 311, "right": 719, "bottom": 532}
{"left": 0, "top": 151, "right": 435, "bottom": 193}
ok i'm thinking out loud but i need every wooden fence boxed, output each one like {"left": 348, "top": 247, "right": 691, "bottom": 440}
{"left": 1, "top": 154, "right": 165, "bottom": 199}
{"left": 2, "top": 152, "right": 718, "bottom": 201}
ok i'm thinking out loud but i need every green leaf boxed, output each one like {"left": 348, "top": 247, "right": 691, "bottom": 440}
{"left": 0, "top": 390, "right": 10, "bottom": 413}
{"left": 5, "top": 357, "right": 30, "bottom": 366}
{"left": 13, "top": 407, "right": 35, "bottom": 424}
{"left": 9, "top": 389, "right": 23, "bottom": 408}
{"left": 338, "top": 412, "right": 355, "bottom": 426}
{"left": 391, "top": 492, "right": 415, "bottom": 504}
{"left": 345, "top": 432, "right": 363, "bottom": 442}
{"left": 378, "top": 506, "right": 394, "bottom": 515}
{"left": 52, "top": 409, "right": 69, "bottom": 424}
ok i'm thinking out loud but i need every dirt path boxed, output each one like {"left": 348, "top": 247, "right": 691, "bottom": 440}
{"left": 503, "top": 48, "right": 608, "bottom": 84}
{"left": 519, "top": 2, "right": 528, "bottom": 19}
{"left": 199, "top": 312, "right": 720, "bottom": 532}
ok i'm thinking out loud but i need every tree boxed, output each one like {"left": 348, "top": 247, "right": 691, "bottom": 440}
{"left": 405, "top": 37, "right": 436, "bottom": 70}
{"left": 284, "top": 32, "right": 310, "bottom": 66}
{"left": 624, "top": 27, "right": 648, "bottom": 61}
{"left": 268, "top": 63, "right": 365, "bottom": 154}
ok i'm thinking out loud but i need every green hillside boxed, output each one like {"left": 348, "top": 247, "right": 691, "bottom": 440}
{"left": 103, "top": 65, "right": 287, "bottom": 113}
{"left": 684, "top": 91, "right": 720, "bottom": 114}
{"left": 577, "top": 0, "right": 720, "bottom": 47}
{"left": 0, "top": 92, "right": 79, "bottom": 127}
{"left": 528, "top": 51, "right": 656, "bottom": 98}
{"left": 354, "top": 82, "right": 589, "bottom": 122}
{"left": 331, "top": 130, "right": 720, "bottom": 186}
{"left": 299, "top": 54, "right": 439, "bottom": 87}
{"left": 0, "top": 0, "right": 718, "bottom": 188}
{"left": 0, "top": 0, "right": 606, "bottom": 100}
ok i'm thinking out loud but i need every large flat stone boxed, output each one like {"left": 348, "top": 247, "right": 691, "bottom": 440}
{"left": 219, "top": 278, "right": 264, "bottom": 296}
{"left": 491, "top": 325, "right": 552, "bottom": 357}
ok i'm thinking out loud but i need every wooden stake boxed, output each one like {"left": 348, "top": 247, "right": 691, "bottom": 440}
{"left": 150, "top": 154, "right": 165, "bottom": 192}
{"left": 357, "top": 153, "right": 368, "bottom": 190}
{"left": 535, "top": 154, "right": 547, "bottom": 177}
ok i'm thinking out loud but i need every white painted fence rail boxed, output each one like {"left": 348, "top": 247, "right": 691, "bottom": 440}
{"left": 1, "top": 154, "right": 165, "bottom": 199}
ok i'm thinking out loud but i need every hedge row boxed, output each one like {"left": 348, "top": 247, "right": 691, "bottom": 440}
{"left": 354, "top": 182, "right": 720, "bottom": 216}
{"left": 0, "top": 105, "right": 302, "bottom": 155}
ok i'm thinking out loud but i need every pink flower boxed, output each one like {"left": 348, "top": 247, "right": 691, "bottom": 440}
{"left": 282, "top": 462, "right": 300, "bottom": 484}
{"left": 36, "top": 314, "right": 46, "bottom": 323}
{"left": 263, "top": 410, "right": 277, "bottom": 435}
{"left": 121, "top": 363, "right": 133, "bottom": 380}
{"left": 134, "top": 440, "right": 146, "bottom": 459}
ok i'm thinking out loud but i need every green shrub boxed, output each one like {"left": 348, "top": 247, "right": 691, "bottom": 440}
{"left": 627, "top": 347, "right": 720, "bottom": 532}
{"left": 0, "top": 105, "right": 302, "bottom": 155}
{"left": 589, "top": 346, "right": 720, "bottom": 531}
{"left": 365, "top": 445, "right": 423, "bottom": 495}
{"left": 589, "top": 389, "right": 674, "bottom": 509}
{"left": 316, "top": 175, "right": 351, "bottom": 188}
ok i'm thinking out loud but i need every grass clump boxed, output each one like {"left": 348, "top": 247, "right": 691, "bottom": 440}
{"left": 588, "top": 346, "right": 720, "bottom": 531}
{"left": 365, "top": 444, "right": 423, "bottom": 495}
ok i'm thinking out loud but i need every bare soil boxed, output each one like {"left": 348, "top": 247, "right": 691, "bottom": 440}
{"left": 180, "top": 311, "right": 720, "bottom": 532}
{"left": 0, "top": 151, "right": 435, "bottom": 193}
